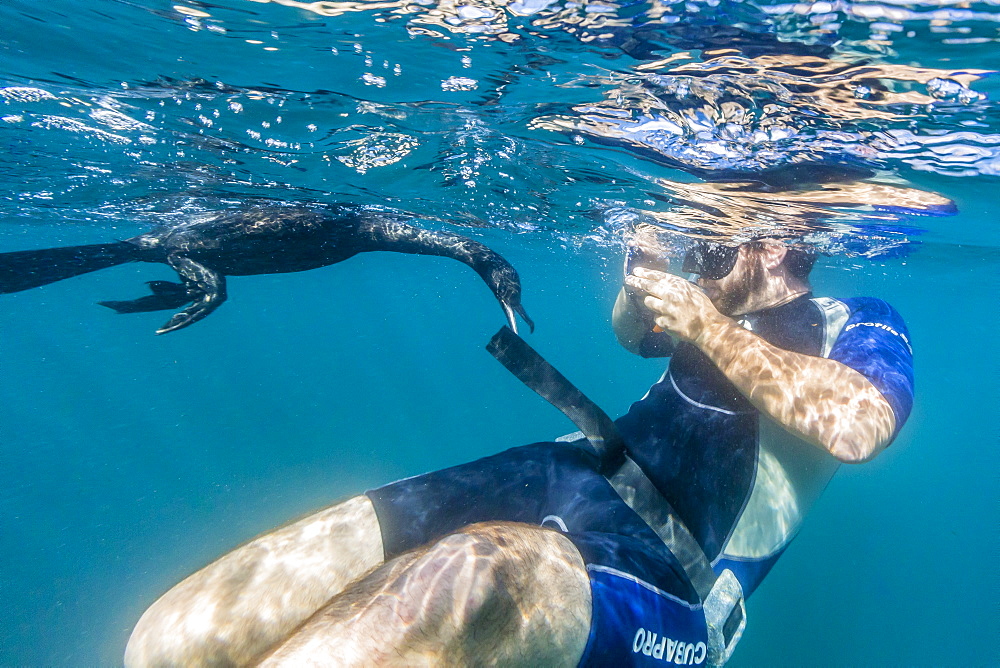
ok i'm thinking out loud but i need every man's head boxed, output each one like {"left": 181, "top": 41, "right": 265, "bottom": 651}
{"left": 684, "top": 240, "right": 815, "bottom": 316}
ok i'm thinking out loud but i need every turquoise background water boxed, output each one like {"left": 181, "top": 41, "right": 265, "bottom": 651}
{"left": 3, "top": 220, "right": 996, "bottom": 666}
{"left": 1, "top": 0, "right": 998, "bottom": 665}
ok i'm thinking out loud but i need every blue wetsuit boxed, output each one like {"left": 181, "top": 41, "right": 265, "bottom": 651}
{"left": 367, "top": 294, "right": 914, "bottom": 666}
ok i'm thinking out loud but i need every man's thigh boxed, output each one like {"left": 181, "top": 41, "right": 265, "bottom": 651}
{"left": 125, "top": 495, "right": 384, "bottom": 668}
{"left": 258, "top": 521, "right": 593, "bottom": 667}
{"left": 366, "top": 444, "right": 709, "bottom": 666}
{"left": 254, "top": 519, "right": 711, "bottom": 668}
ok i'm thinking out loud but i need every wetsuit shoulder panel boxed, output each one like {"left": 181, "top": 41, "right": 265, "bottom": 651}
{"left": 829, "top": 298, "right": 914, "bottom": 440}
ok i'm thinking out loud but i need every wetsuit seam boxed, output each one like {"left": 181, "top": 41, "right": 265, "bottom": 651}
{"left": 667, "top": 368, "right": 754, "bottom": 416}
{"left": 587, "top": 564, "right": 702, "bottom": 610}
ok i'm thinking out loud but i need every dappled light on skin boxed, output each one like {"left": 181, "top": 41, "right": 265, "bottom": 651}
{"left": 626, "top": 246, "right": 897, "bottom": 463}
{"left": 694, "top": 317, "right": 897, "bottom": 462}
{"left": 125, "top": 496, "right": 384, "bottom": 668}
{"left": 257, "top": 522, "right": 591, "bottom": 667}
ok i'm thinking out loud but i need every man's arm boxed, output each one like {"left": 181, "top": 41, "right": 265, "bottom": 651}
{"left": 626, "top": 269, "right": 897, "bottom": 463}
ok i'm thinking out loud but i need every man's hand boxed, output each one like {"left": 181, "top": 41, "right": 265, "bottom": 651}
{"left": 625, "top": 268, "right": 895, "bottom": 462}
{"left": 625, "top": 268, "right": 729, "bottom": 344}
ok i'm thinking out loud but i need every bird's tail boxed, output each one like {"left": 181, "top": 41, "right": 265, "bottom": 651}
{"left": 0, "top": 241, "right": 140, "bottom": 294}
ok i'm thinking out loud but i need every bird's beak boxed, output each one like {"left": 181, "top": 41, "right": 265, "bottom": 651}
{"left": 502, "top": 304, "right": 518, "bottom": 334}
{"left": 503, "top": 303, "right": 534, "bottom": 335}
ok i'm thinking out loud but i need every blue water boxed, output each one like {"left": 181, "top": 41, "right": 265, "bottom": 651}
{"left": 1, "top": 0, "right": 998, "bottom": 665}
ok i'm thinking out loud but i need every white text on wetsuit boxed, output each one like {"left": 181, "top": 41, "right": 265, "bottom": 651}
{"left": 844, "top": 321, "right": 913, "bottom": 353}
{"left": 633, "top": 628, "right": 706, "bottom": 665}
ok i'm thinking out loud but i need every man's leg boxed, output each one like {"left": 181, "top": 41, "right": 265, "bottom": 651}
{"left": 125, "top": 495, "right": 384, "bottom": 668}
{"left": 258, "top": 521, "right": 592, "bottom": 667}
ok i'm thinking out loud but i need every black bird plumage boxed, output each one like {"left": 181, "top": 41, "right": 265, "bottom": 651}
{"left": 0, "top": 205, "right": 534, "bottom": 335}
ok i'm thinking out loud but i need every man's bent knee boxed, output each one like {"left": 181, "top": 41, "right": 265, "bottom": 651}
{"left": 447, "top": 522, "right": 592, "bottom": 658}
{"left": 125, "top": 495, "right": 383, "bottom": 667}
{"left": 259, "top": 521, "right": 591, "bottom": 667}
{"left": 434, "top": 523, "right": 591, "bottom": 665}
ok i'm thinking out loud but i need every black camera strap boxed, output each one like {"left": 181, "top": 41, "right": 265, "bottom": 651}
{"left": 486, "top": 326, "right": 625, "bottom": 474}
{"left": 486, "top": 326, "right": 746, "bottom": 665}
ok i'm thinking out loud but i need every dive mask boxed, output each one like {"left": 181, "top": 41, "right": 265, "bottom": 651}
{"left": 681, "top": 242, "right": 740, "bottom": 280}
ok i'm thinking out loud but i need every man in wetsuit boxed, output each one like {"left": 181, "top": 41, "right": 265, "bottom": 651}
{"left": 124, "top": 238, "right": 913, "bottom": 667}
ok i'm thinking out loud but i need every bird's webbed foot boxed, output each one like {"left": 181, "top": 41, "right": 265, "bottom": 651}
{"left": 99, "top": 281, "right": 195, "bottom": 314}
{"left": 156, "top": 255, "right": 227, "bottom": 335}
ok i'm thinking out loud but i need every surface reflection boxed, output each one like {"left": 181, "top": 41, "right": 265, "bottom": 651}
{"left": 532, "top": 52, "right": 991, "bottom": 176}
{"left": 606, "top": 173, "right": 953, "bottom": 260}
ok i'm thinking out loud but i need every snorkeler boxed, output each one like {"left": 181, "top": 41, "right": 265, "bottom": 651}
{"left": 123, "top": 235, "right": 913, "bottom": 667}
